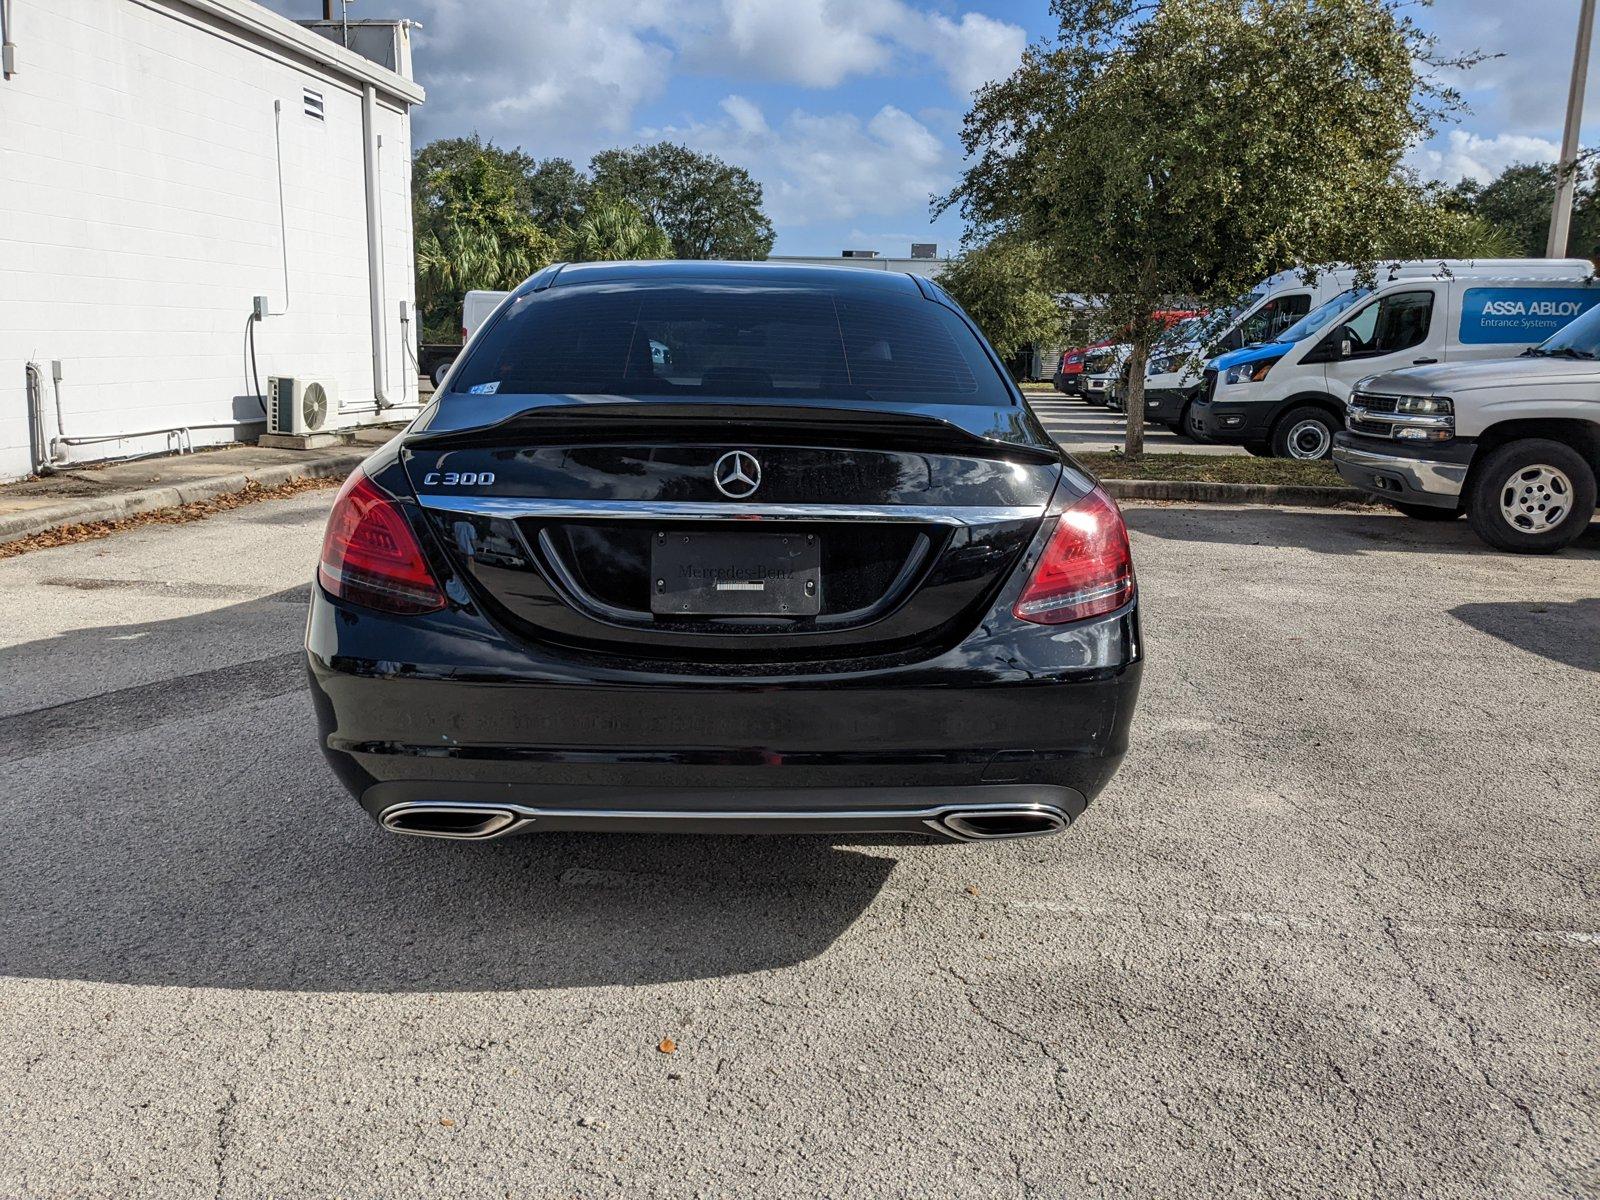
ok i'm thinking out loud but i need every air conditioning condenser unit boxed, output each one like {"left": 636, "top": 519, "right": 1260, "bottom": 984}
{"left": 266, "top": 377, "right": 337, "bottom": 435}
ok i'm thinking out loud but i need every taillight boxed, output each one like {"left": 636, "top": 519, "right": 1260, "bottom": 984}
{"left": 1013, "top": 487, "right": 1135, "bottom": 625}
{"left": 318, "top": 470, "right": 446, "bottom": 614}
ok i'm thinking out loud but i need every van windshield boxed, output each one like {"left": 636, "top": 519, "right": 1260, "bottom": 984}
{"left": 1197, "top": 293, "right": 1259, "bottom": 344}
{"left": 1272, "top": 287, "right": 1371, "bottom": 345}
{"left": 1158, "top": 315, "right": 1207, "bottom": 348}
{"left": 1530, "top": 303, "right": 1600, "bottom": 358}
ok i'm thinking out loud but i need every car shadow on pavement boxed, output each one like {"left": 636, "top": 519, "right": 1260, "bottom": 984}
{"left": 0, "top": 591, "right": 905, "bottom": 994}
{"left": 1124, "top": 505, "right": 1600, "bottom": 557}
{"left": 1450, "top": 597, "right": 1600, "bottom": 674}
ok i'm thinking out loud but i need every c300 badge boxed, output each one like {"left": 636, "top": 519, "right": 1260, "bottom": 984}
{"left": 422, "top": 471, "right": 495, "bottom": 486}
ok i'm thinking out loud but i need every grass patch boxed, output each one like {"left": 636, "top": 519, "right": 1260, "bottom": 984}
{"left": 1019, "top": 381, "right": 1056, "bottom": 391}
{"left": 1074, "top": 451, "right": 1344, "bottom": 487}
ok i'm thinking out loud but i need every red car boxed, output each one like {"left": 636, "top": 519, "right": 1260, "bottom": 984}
{"left": 1052, "top": 310, "right": 1201, "bottom": 397}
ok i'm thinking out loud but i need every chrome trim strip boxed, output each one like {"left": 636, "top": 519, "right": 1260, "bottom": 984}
{"left": 415, "top": 496, "right": 1044, "bottom": 526}
{"left": 376, "top": 800, "right": 1072, "bottom": 842}
{"left": 938, "top": 807, "right": 1068, "bottom": 840}
{"left": 1346, "top": 404, "right": 1454, "bottom": 431}
{"left": 380, "top": 804, "right": 520, "bottom": 840}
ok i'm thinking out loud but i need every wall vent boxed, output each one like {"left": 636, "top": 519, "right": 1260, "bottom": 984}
{"left": 302, "top": 88, "right": 325, "bottom": 120}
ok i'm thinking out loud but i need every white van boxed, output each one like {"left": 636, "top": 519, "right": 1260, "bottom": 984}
{"left": 462, "top": 289, "right": 512, "bottom": 343}
{"left": 1143, "top": 267, "right": 1361, "bottom": 435}
{"left": 1193, "top": 260, "right": 1600, "bottom": 459}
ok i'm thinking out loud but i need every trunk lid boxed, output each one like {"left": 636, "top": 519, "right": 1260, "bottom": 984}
{"left": 403, "top": 401, "right": 1061, "bottom": 665}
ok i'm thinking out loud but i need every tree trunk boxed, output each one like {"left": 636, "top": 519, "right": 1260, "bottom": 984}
{"left": 1123, "top": 337, "right": 1150, "bottom": 457}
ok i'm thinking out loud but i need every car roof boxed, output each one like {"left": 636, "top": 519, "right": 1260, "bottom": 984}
{"left": 542, "top": 259, "right": 927, "bottom": 296}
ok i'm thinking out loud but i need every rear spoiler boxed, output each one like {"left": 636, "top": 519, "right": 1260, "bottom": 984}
{"left": 410, "top": 396, "right": 1063, "bottom": 464}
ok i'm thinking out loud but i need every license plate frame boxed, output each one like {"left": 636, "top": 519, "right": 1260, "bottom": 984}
{"left": 650, "top": 530, "right": 822, "bottom": 617}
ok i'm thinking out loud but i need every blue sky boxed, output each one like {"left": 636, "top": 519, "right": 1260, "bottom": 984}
{"left": 267, "top": 0, "right": 1583, "bottom": 256}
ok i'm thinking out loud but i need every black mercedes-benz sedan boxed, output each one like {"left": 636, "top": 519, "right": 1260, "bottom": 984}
{"left": 307, "top": 260, "right": 1142, "bottom": 843}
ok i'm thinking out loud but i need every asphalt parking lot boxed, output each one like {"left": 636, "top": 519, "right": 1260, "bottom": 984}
{"left": 1, "top": 493, "right": 1596, "bottom": 1198}
{"left": 1023, "top": 390, "right": 1244, "bottom": 454}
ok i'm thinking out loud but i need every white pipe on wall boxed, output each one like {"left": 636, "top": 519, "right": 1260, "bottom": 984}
{"left": 361, "top": 83, "right": 395, "bottom": 410}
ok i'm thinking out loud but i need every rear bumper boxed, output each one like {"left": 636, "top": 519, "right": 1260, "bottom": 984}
{"left": 307, "top": 589, "right": 1142, "bottom": 838}
{"left": 370, "top": 788, "right": 1087, "bottom": 842}
{"left": 1331, "top": 433, "right": 1475, "bottom": 507}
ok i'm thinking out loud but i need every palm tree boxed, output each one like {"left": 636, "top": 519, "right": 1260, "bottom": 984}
{"left": 558, "top": 195, "right": 674, "bottom": 262}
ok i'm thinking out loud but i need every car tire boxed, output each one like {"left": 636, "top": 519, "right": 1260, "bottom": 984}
{"left": 1391, "top": 502, "right": 1461, "bottom": 521}
{"left": 1465, "top": 439, "right": 1597, "bottom": 554}
{"left": 430, "top": 359, "right": 453, "bottom": 388}
{"left": 1270, "top": 406, "right": 1337, "bottom": 460}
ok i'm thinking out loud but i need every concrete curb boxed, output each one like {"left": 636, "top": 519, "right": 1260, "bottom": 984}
{"left": 1102, "top": 478, "right": 1375, "bottom": 507}
{"left": 0, "top": 452, "right": 367, "bottom": 544}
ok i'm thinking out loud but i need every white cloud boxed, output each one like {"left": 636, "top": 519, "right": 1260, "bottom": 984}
{"left": 901, "top": 11, "right": 1028, "bottom": 99}
{"left": 640, "top": 98, "right": 951, "bottom": 227}
{"left": 719, "top": 95, "right": 769, "bottom": 137}
{"left": 412, "top": 0, "right": 677, "bottom": 150}
{"left": 1409, "top": 129, "right": 1560, "bottom": 184}
{"left": 259, "top": 0, "right": 1023, "bottom": 150}
{"left": 685, "top": 0, "right": 1025, "bottom": 96}
{"left": 714, "top": 0, "right": 885, "bottom": 88}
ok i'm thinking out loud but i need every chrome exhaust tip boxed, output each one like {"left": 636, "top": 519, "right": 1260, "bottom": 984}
{"left": 379, "top": 803, "right": 521, "bottom": 840}
{"left": 938, "top": 805, "right": 1068, "bottom": 840}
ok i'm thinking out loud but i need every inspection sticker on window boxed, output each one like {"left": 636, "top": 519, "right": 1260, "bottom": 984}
{"left": 467, "top": 381, "right": 501, "bottom": 395}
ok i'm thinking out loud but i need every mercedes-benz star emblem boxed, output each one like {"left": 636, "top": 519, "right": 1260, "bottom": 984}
{"left": 712, "top": 450, "right": 762, "bottom": 499}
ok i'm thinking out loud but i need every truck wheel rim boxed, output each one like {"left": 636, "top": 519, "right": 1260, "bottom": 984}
{"left": 1286, "top": 418, "right": 1331, "bottom": 459}
{"left": 1500, "top": 465, "right": 1573, "bottom": 533}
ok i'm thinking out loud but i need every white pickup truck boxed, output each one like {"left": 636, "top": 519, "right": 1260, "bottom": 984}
{"left": 1332, "top": 305, "right": 1600, "bottom": 553}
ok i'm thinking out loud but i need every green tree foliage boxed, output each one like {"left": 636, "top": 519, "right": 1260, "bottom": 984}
{"left": 412, "top": 136, "right": 559, "bottom": 341}
{"left": 557, "top": 194, "right": 675, "bottom": 262}
{"left": 525, "top": 157, "right": 593, "bottom": 230}
{"left": 589, "top": 143, "right": 776, "bottom": 260}
{"left": 1441, "top": 161, "right": 1600, "bottom": 258}
{"left": 412, "top": 136, "right": 684, "bottom": 342}
{"left": 937, "top": 238, "right": 1063, "bottom": 361}
{"left": 940, "top": 0, "right": 1485, "bottom": 454}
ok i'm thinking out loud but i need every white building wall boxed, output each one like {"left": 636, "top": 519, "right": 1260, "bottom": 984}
{"left": 0, "top": 0, "right": 421, "bottom": 482}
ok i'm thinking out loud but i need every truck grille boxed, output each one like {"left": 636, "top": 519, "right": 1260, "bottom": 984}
{"left": 1352, "top": 392, "right": 1398, "bottom": 414}
{"left": 1346, "top": 390, "right": 1457, "bottom": 441}
{"left": 1349, "top": 415, "right": 1395, "bottom": 437}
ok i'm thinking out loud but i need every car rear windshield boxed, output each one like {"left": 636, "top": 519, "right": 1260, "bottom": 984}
{"left": 447, "top": 282, "right": 1013, "bottom": 405}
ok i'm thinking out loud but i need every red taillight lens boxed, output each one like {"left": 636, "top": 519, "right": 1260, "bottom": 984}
{"left": 1013, "top": 487, "right": 1136, "bottom": 625}
{"left": 318, "top": 470, "right": 446, "bottom": 614}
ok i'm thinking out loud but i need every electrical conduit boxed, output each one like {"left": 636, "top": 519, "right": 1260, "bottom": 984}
{"left": 362, "top": 83, "right": 395, "bottom": 411}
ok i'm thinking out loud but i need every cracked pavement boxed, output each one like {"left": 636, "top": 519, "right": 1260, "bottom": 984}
{"left": 0, "top": 495, "right": 1596, "bottom": 1198}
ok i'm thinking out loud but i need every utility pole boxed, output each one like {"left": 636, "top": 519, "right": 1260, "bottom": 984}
{"left": 1548, "top": 0, "right": 1597, "bottom": 257}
